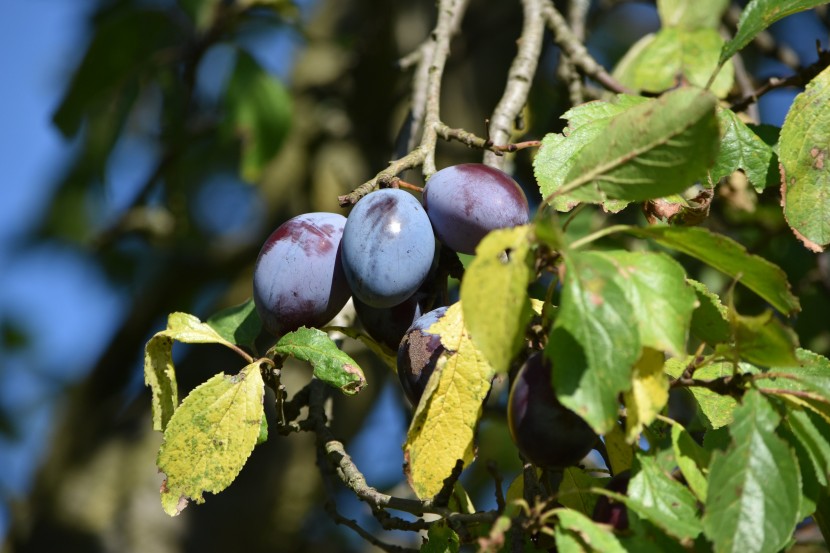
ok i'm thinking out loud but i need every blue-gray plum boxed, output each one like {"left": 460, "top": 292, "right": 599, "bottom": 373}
{"left": 396, "top": 307, "right": 448, "bottom": 406}
{"left": 508, "top": 353, "right": 597, "bottom": 468}
{"left": 423, "top": 163, "right": 529, "bottom": 254}
{"left": 341, "top": 189, "right": 435, "bottom": 308}
{"left": 354, "top": 291, "right": 432, "bottom": 351}
{"left": 253, "top": 212, "right": 351, "bottom": 336}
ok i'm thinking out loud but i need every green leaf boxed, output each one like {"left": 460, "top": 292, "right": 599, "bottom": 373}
{"left": 145, "top": 312, "right": 244, "bottom": 432}
{"left": 688, "top": 279, "right": 731, "bottom": 345}
{"left": 719, "top": 0, "right": 829, "bottom": 65}
{"left": 755, "top": 348, "right": 830, "bottom": 419}
{"left": 461, "top": 225, "right": 534, "bottom": 374}
{"left": 273, "top": 327, "right": 366, "bottom": 395}
{"left": 552, "top": 88, "right": 720, "bottom": 205}
{"left": 558, "top": 467, "right": 605, "bottom": 515}
{"left": 223, "top": 50, "right": 292, "bottom": 182}
{"left": 613, "top": 29, "right": 734, "bottom": 98}
{"left": 664, "top": 358, "right": 740, "bottom": 429}
{"left": 533, "top": 95, "right": 648, "bottom": 212}
{"left": 780, "top": 64, "right": 830, "bottom": 252}
{"left": 605, "top": 423, "right": 635, "bottom": 475}
{"left": 158, "top": 361, "right": 264, "bottom": 516}
{"left": 547, "top": 252, "right": 640, "bottom": 434}
{"left": 711, "top": 108, "right": 778, "bottom": 191}
{"left": 554, "top": 509, "right": 626, "bottom": 553}
{"left": 783, "top": 407, "right": 830, "bottom": 487}
{"left": 703, "top": 390, "right": 801, "bottom": 553}
{"left": 657, "top": 0, "right": 730, "bottom": 30}
{"left": 626, "top": 226, "right": 801, "bottom": 316}
{"left": 422, "top": 522, "right": 460, "bottom": 553}
{"left": 726, "top": 309, "right": 800, "bottom": 366}
{"left": 404, "top": 303, "right": 494, "bottom": 499}
{"left": 592, "top": 251, "right": 696, "bottom": 356}
{"left": 671, "top": 423, "right": 711, "bottom": 501}
{"left": 625, "top": 454, "right": 703, "bottom": 540}
{"left": 53, "top": 8, "right": 180, "bottom": 137}
{"left": 207, "top": 298, "right": 262, "bottom": 352}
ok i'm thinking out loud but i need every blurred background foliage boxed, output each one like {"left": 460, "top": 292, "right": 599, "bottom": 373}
{"left": 0, "top": 0, "right": 828, "bottom": 552}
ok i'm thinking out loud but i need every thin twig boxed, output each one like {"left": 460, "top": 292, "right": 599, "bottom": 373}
{"left": 435, "top": 123, "right": 541, "bottom": 153}
{"left": 541, "top": 1, "right": 633, "bottom": 95}
{"left": 324, "top": 501, "right": 419, "bottom": 553}
{"left": 487, "top": 461, "right": 506, "bottom": 512}
{"left": 483, "top": 0, "right": 546, "bottom": 168}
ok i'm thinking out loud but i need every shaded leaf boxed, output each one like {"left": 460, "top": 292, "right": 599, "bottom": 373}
{"left": 613, "top": 29, "right": 734, "bottom": 98}
{"left": 711, "top": 108, "right": 778, "bottom": 191}
{"left": 720, "top": 0, "right": 828, "bottom": 65}
{"left": 664, "top": 358, "right": 739, "bottom": 429}
{"left": 554, "top": 88, "right": 719, "bottom": 205}
{"left": 703, "top": 390, "right": 801, "bottom": 553}
{"left": 605, "top": 423, "right": 635, "bottom": 475}
{"left": 422, "top": 522, "right": 460, "bottom": 553}
{"left": 627, "top": 226, "right": 801, "bottom": 315}
{"left": 726, "top": 309, "right": 800, "bottom": 366}
{"left": 461, "top": 225, "right": 534, "bottom": 374}
{"left": 404, "top": 303, "right": 494, "bottom": 499}
{"left": 547, "top": 252, "right": 640, "bottom": 433}
{"left": 223, "top": 50, "right": 292, "bottom": 182}
{"left": 559, "top": 467, "right": 605, "bottom": 515}
{"left": 273, "top": 327, "right": 366, "bottom": 395}
{"left": 688, "top": 279, "right": 731, "bottom": 345}
{"left": 158, "top": 362, "right": 264, "bottom": 515}
{"left": 780, "top": 64, "right": 830, "bottom": 251}
{"left": 624, "top": 348, "right": 670, "bottom": 443}
{"left": 207, "top": 298, "right": 262, "bottom": 352}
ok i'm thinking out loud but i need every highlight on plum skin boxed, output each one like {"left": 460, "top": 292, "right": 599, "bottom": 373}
{"left": 396, "top": 307, "right": 448, "bottom": 406}
{"left": 423, "top": 163, "right": 530, "bottom": 255}
{"left": 252, "top": 212, "right": 351, "bottom": 337}
{"left": 507, "top": 352, "right": 597, "bottom": 468}
{"left": 341, "top": 188, "right": 436, "bottom": 308}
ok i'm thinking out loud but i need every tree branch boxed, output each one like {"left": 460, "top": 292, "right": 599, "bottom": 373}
{"left": 483, "top": 0, "right": 546, "bottom": 168}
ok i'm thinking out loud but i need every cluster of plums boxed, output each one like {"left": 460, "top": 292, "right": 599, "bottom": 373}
{"left": 252, "top": 162, "right": 607, "bottom": 474}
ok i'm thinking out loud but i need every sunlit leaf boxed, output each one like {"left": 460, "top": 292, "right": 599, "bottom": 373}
{"left": 404, "top": 303, "right": 494, "bottom": 499}
{"left": 273, "top": 327, "right": 366, "bottom": 395}
{"left": 207, "top": 298, "right": 262, "bottom": 352}
{"left": 547, "top": 252, "right": 640, "bottom": 434}
{"left": 657, "top": 0, "right": 730, "bottom": 30}
{"left": 711, "top": 108, "right": 778, "bottom": 191}
{"left": 703, "top": 390, "right": 801, "bottom": 553}
{"left": 664, "top": 358, "right": 742, "bottom": 429}
{"left": 554, "top": 509, "right": 626, "bottom": 553}
{"left": 461, "top": 225, "right": 534, "bottom": 374}
{"left": 158, "top": 361, "right": 264, "bottom": 515}
{"left": 780, "top": 64, "right": 830, "bottom": 252}
{"left": 624, "top": 348, "right": 670, "bottom": 442}
{"left": 671, "top": 424, "right": 711, "bottom": 501}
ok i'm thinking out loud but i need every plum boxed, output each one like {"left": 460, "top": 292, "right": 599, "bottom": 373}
{"left": 507, "top": 353, "right": 597, "bottom": 468}
{"left": 423, "top": 163, "right": 529, "bottom": 254}
{"left": 396, "top": 307, "right": 448, "bottom": 406}
{"left": 252, "top": 212, "right": 351, "bottom": 336}
{"left": 592, "top": 470, "right": 631, "bottom": 530}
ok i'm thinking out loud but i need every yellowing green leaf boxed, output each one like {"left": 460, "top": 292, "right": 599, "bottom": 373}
{"left": 624, "top": 348, "right": 669, "bottom": 443}
{"left": 614, "top": 29, "right": 734, "bottom": 98}
{"left": 671, "top": 424, "right": 711, "bottom": 502}
{"left": 274, "top": 327, "right": 367, "bottom": 395}
{"left": 404, "top": 303, "right": 494, "bottom": 499}
{"left": 461, "top": 225, "right": 534, "bottom": 374}
{"left": 605, "top": 423, "right": 635, "bottom": 475}
{"left": 780, "top": 64, "right": 830, "bottom": 252}
{"left": 157, "top": 361, "right": 264, "bottom": 516}
{"left": 145, "top": 312, "right": 241, "bottom": 432}
{"left": 658, "top": 0, "right": 730, "bottom": 30}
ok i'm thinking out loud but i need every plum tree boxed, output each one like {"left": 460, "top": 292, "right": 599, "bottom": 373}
{"left": 507, "top": 353, "right": 597, "bottom": 468}
{"left": 252, "top": 212, "right": 351, "bottom": 336}
{"left": 341, "top": 188, "right": 436, "bottom": 308}
{"left": 396, "top": 306, "right": 448, "bottom": 406}
{"left": 423, "top": 163, "right": 529, "bottom": 254}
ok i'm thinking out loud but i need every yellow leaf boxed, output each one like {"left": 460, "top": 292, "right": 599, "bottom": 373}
{"left": 158, "top": 361, "right": 264, "bottom": 516}
{"left": 404, "top": 303, "right": 494, "bottom": 499}
{"left": 624, "top": 348, "right": 669, "bottom": 442}
{"left": 604, "top": 423, "right": 634, "bottom": 475}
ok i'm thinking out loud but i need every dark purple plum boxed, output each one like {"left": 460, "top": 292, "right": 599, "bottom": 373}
{"left": 354, "top": 291, "right": 433, "bottom": 351}
{"left": 507, "top": 353, "right": 597, "bottom": 468}
{"left": 253, "top": 212, "right": 351, "bottom": 336}
{"left": 396, "top": 307, "right": 448, "bottom": 406}
{"left": 341, "top": 189, "right": 435, "bottom": 308}
{"left": 423, "top": 163, "right": 530, "bottom": 254}
{"left": 592, "top": 471, "right": 631, "bottom": 530}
